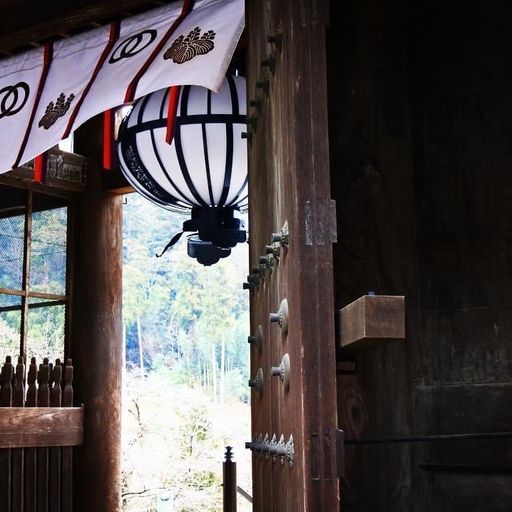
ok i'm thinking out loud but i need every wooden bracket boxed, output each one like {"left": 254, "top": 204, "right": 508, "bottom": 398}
{"left": 337, "top": 294, "right": 405, "bottom": 352}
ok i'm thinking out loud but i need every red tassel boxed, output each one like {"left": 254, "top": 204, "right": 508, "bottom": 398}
{"left": 34, "top": 153, "right": 47, "bottom": 183}
{"left": 165, "top": 86, "right": 181, "bottom": 145}
{"left": 103, "top": 109, "right": 115, "bottom": 170}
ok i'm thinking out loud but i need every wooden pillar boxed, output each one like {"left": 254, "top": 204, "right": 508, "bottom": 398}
{"left": 72, "top": 116, "right": 123, "bottom": 512}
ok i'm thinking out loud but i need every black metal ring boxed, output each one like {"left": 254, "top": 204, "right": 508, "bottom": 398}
{"left": 108, "top": 30, "right": 157, "bottom": 63}
{"left": 0, "top": 82, "right": 30, "bottom": 118}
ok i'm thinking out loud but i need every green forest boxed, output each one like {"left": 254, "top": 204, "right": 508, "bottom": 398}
{"left": 122, "top": 194, "right": 251, "bottom": 512}
{"left": 122, "top": 194, "right": 250, "bottom": 404}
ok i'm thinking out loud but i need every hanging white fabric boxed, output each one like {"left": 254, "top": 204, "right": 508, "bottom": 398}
{"left": 0, "top": 0, "right": 244, "bottom": 175}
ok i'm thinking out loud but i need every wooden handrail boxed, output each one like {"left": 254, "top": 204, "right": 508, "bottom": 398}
{"left": 0, "top": 406, "right": 83, "bottom": 448}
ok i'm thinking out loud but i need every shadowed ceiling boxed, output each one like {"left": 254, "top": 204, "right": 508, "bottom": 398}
{"left": 0, "top": 0, "right": 167, "bottom": 55}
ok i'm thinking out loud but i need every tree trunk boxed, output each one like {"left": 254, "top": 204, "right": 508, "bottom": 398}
{"left": 211, "top": 344, "right": 217, "bottom": 401}
{"left": 136, "top": 316, "right": 144, "bottom": 376}
{"left": 220, "top": 337, "right": 225, "bottom": 404}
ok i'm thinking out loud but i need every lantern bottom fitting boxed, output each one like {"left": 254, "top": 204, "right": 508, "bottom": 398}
{"left": 183, "top": 207, "right": 247, "bottom": 249}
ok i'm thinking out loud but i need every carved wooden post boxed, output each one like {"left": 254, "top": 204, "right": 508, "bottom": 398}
{"left": 37, "top": 358, "right": 50, "bottom": 512}
{"left": 72, "top": 115, "right": 123, "bottom": 512}
{"left": 62, "top": 359, "right": 74, "bottom": 512}
{"left": 12, "top": 356, "right": 25, "bottom": 512}
{"left": 223, "top": 446, "right": 237, "bottom": 512}
{"left": 25, "top": 357, "right": 37, "bottom": 511}
{"left": 50, "top": 359, "right": 63, "bottom": 512}
{"left": 0, "top": 357, "right": 14, "bottom": 510}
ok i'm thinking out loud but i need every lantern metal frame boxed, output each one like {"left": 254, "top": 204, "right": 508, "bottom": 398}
{"left": 117, "top": 75, "right": 248, "bottom": 265}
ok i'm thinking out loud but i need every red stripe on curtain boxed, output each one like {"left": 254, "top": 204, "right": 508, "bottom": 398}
{"left": 13, "top": 42, "right": 53, "bottom": 170}
{"left": 62, "top": 21, "right": 121, "bottom": 140}
{"left": 124, "top": 0, "right": 194, "bottom": 103}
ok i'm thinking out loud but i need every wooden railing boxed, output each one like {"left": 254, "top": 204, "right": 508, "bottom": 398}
{"left": 0, "top": 356, "right": 83, "bottom": 511}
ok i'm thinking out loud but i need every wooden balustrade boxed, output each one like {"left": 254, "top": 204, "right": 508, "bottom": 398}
{"left": 0, "top": 355, "right": 82, "bottom": 511}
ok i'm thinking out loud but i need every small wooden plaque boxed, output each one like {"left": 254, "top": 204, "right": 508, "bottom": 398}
{"left": 2, "top": 149, "right": 87, "bottom": 192}
{"left": 338, "top": 295, "right": 405, "bottom": 351}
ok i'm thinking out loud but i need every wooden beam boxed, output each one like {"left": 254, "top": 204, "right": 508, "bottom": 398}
{"left": 337, "top": 295, "right": 405, "bottom": 351}
{"left": 0, "top": 0, "right": 163, "bottom": 54}
{"left": 1, "top": 149, "right": 87, "bottom": 193}
{"left": 0, "top": 407, "right": 83, "bottom": 448}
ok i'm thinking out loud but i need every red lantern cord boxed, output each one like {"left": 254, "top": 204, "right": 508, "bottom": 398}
{"left": 165, "top": 86, "right": 181, "bottom": 145}
{"left": 33, "top": 152, "right": 47, "bottom": 183}
{"left": 103, "top": 108, "right": 115, "bottom": 170}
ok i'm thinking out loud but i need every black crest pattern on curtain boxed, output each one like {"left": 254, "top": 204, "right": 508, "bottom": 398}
{"left": 164, "top": 27, "right": 216, "bottom": 64}
{"left": 0, "top": 82, "right": 30, "bottom": 119}
{"left": 39, "top": 93, "right": 75, "bottom": 129}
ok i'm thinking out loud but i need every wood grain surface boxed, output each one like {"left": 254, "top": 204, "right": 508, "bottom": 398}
{"left": 0, "top": 408, "right": 83, "bottom": 448}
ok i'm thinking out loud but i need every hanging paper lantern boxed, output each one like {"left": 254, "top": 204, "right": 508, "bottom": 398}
{"left": 117, "top": 75, "right": 247, "bottom": 265}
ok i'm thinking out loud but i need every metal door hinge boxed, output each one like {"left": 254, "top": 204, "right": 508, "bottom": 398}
{"left": 311, "top": 428, "right": 344, "bottom": 480}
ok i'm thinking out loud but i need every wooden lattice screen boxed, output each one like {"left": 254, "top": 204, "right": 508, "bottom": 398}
{"left": 0, "top": 356, "right": 83, "bottom": 511}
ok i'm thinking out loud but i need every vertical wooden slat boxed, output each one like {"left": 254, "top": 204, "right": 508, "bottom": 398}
{"left": 37, "top": 358, "right": 50, "bottom": 512}
{"left": 61, "top": 359, "right": 73, "bottom": 512}
{"left": 12, "top": 355, "right": 26, "bottom": 512}
{"left": 25, "top": 356, "right": 38, "bottom": 512}
{"left": 64, "top": 205, "right": 75, "bottom": 361}
{"left": 20, "top": 190, "right": 33, "bottom": 359}
{"left": 49, "top": 360, "right": 62, "bottom": 512}
{"left": 0, "top": 356, "right": 14, "bottom": 510}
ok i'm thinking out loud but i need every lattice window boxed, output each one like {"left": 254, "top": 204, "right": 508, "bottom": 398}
{"left": 0, "top": 186, "right": 70, "bottom": 362}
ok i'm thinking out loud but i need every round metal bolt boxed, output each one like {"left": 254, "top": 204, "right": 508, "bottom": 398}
{"left": 269, "top": 299, "right": 289, "bottom": 335}
{"left": 248, "top": 368, "right": 264, "bottom": 392}
{"left": 271, "top": 366, "right": 282, "bottom": 378}
{"left": 248, "top": 325, "right": 263, "bottom": 349}
{"left": 256, "top": 80, "right": 269, "bottom": 94}
{"left": 249, "top": 99, "right": 262, "bottom": 111}
{"left": 270, "top": 354, "right": 291, "bottom": 392}
{"left": 261, "top": 57, "right": 276, "bottom": 71}
{"left": 247, "top": 275, "right": 259, "bottom": 284}
{"left": 269, "top": 313, "right": 280, "bottom": 323}
{"left": 267, "top": 34, "right": 283, "bottom": 45}
{"left": 265, "top": 244, "right": 280, "bottom": 257}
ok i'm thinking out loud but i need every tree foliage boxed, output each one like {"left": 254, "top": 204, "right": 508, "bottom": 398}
{"left": 122, "top": 194, "right": 251, "bottom": 511}
{"left": 122, "top": 194, "right": 250, "bottom": 402}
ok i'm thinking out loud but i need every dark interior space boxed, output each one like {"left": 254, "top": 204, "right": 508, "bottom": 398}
{"left": 328, "top": 1, "right": 512, "bottom": 510}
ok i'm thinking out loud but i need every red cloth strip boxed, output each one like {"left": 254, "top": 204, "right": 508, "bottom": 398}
{"left": 63, "top": 22, "right": 120, "bottom": 140}
{"left": 165, "top": 86, "right": 181, "bottom": 145}
{"left": 124, "top": 0, "right": 194, "bottom": 103}
{"left": 13, "top": 43, "right": 53, "bottom": 169}
{"left": 33, "top": 153, "right": 47, "bottom": 183}
{"left": 103, "top": 109, "right": 116, "bottom": 170}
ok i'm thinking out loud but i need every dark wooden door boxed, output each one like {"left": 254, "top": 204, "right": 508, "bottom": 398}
{"left": 246, "top": 1, "right": 339, "bottom": 511}
{"left": 327, "top": 0, "right": 512, "bottom": 510}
